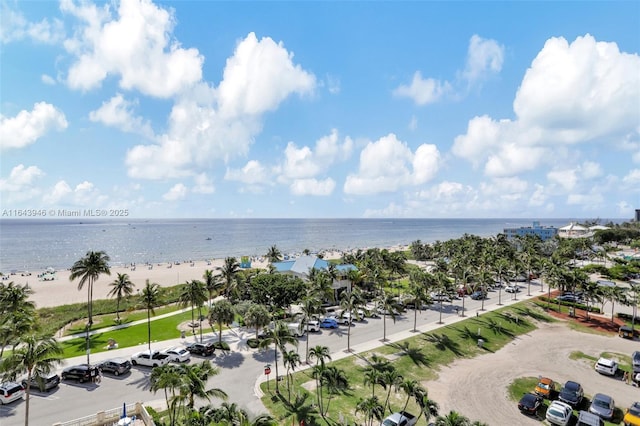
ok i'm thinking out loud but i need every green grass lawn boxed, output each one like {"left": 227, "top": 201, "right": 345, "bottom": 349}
{"left": 62, "top": 304, "right": 186, "bottom": 336}
{"left": 60, "top": 310, "right": 215, "bottom": 358}
{"left": 260, "top": 302, "right": 548, "bottom": 426}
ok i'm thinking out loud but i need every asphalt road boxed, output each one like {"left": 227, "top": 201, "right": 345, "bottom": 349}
{"left": 0, "top": 282, "right": 547, "bottom": 425}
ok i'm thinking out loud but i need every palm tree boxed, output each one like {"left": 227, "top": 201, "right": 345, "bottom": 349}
{"left": 407, "top": 270, "right": 430, "bottom": 332}
{"left": 435, "top": 410, "right": 471, "bottom": 426}
{"left": 320, "top": 365, "right": 348, "bottom": 416}
{"left": 378, "top": 293, "right": 400, "bottom": 342}
{"left": 208, "top": 299, "right": 235, "bottom": 346}
{"left": 259, "top": 321, "right": 297, "bottom": 394}
{"left": 434, "top": 271, "right": 452, "bottom": 324}
{"left": 203, "top": 269, "right": 222, "bottom": 307}
{"left": 282, "top": 349, "right": 301, "bottom": 402}
{"left": 399, "top": 379, "right": 422, "bottom": 412}
{"left": 69, "top": 250, "right": 111, "bottom": 364}
{"left": 178, "top": 361, "right": 228, "bottom": 409}
{"left": 266, "top": 245, "right": 282, "bottom": 263}
{"left": 0, "top": 282, "right": 36, "bottom": 357}
{"left": 107, "top": 273, "right": 134, "bottom": 322}
{"left": 179, "top": 280, "right": 208, "bottom": 341}
{"left": 308, "top": 344, "right": 332, "bottom": 407}
{"left": 149, "top": 364, "right": 182, "bottom": 425}
{"left": 415, "top": 389, "right": 439, "bottom": 424}
{"left": 363, "top": 368, "right": 382, "bottom": 397}
{"left": 218, "top": 257, "right": 240, "bottom": 299}
{"left": 140, "top": 279, "right": 160, "bottom": 352}
{"left": 300, "top": 295, "right": 321, "bottom": 362}
{"left": 356, "top": 396, "right": 385, "bottom": 426}
{"left": 379, "top": 368, "right": 403, "bottom": 414}
{"left": 0, "top": 333, "right": 62, "bottom": 426}
{"left": 340, "top": 288, "right": 364, "bottom": 352}
{"left": 244, "top": 304, "right": 271, "bottom": 339}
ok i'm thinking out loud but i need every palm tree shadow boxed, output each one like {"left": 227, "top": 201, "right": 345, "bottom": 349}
{"left": 513, "top": 307, "right": 548, "bottom": 323}
{"left": 422, "top": 333, "right": 463, "bottom": 356}
{"left": 389, "top": 341, "right": 430, "bottom": 367}
{"left": 279, "top": 392, "right": 321, "bottom": 426}
{"left": 481, "top": 318, "right": 515, "bottom": 338}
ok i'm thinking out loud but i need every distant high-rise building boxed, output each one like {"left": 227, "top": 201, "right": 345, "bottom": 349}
{"left": 635, "top": 209, "right": 640, "bottom": 222}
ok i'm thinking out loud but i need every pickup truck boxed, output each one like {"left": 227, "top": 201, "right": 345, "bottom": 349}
{"left": 381, "top": 411, "right": 417, "bottom": 426}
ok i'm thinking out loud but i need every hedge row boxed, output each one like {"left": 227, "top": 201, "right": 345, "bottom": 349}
{"left": 537, "top": 296, "right": 602, "bottom": 313}
{"left": 617, "top": 312, "right": 640, "bottom": 322}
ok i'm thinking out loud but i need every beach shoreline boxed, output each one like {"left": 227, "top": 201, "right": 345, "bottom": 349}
{"left": 4, "top": 245, "right": 409, "bottom": 309}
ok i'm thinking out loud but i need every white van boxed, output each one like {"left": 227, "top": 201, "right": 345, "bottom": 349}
{"left": 0, "top": 382, "right": 25, "bottom": 405}
{"left": 287, "top": 322, "right": 305, "bottom": 337}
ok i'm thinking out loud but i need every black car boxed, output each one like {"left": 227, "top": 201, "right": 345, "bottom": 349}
{"left": 558, "top": 380, "right": 584, "bottom": 407}
{"left": 61, "top": 364, "right": 100, "bottom": 383}
{"left": 22, "top": 373, "right": 60, "bottom": 392}
{"left": 518, "top": 393, "right": 543, "bottom": 415}
{"left": 97, "top": 358, "right": 132, "bottom": 376}
{"left": 557, "top": 294, "right": 582, "bottom": 303}
{"left": 470, "top": 291, "right": 487, "bottom": 300}
{"left": 186, "top": 342, "right": 215, "bottom": 356}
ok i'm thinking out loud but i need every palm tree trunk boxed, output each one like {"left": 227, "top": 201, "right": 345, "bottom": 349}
{"left": 147, "top": 307, "right": 152, "bottom": 352}
{"left": 116, "top": 296, "right": 121, "bottom": 322}
{"left": 438, "top": 300, "right": 443, "bottom": 324}
{"left": 383, "top": 313, "right": 387, "bottom": 341}
{"left": 413, "top": 308, "right": 418, "bottom": 332}
{"left": 24, "top": 378, "right": 31, "bottom": 426}
{"left": 274, "top": 343, "right": 280, "bottom": 394}
{"left": 347, "top": 322, "right": 351, "bottom": 351}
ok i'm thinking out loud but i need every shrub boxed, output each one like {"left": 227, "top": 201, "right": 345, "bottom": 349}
{"left": 537, "top": 296, "right": 601, "bottom": 313}
{"left": 246, "top": 338, "right": 260, "bottom": 348}
{"left": 213, "top": 341, "right": 230, "bottom": 351}
{"left": 617, "top": 312, "right": 640, "bottom": 322}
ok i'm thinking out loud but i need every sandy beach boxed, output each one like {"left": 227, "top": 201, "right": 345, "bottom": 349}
{"left": 3, "top": 248, "right": 372, "bottom": 309}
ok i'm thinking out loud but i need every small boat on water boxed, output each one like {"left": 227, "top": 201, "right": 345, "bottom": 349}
{"left": 206, "top": 237, "right": 212, "bottom": 240}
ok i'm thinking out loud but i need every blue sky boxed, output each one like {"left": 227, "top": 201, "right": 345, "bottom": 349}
{"left": 1, "top": 0, "right": 639, "bottom": 219}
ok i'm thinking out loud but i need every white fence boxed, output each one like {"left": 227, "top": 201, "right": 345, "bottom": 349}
{"left": 52, "top": 402, "right": 155, "bottom": 426}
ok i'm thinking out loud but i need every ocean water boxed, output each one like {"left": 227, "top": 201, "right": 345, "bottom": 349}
{"left": 0, "top": 218, "right": 573, "bottom": 271}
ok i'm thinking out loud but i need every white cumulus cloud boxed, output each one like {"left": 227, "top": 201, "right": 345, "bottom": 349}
{"left": 89, "top": 93, "right": 154, "bottom": 137}
{"left": 290, "top": 178, "right": 335, "bottom": 196}
{"left": 0, "top": 102, "right": 68, "bottom": 150}
{"left": 452, "top": 34, "right": 640, "bottom": 178}
{"left": 393, "top": 71, "right": 451, "bottom": 106}
{"left": 61, "top": 0, "right": 203, "bottom": 97}
{"left": 461, "top": 34, "right": 505, "bottom": 85}
{"left": 0, "top": 3, "right": 64, "bottom": 44}
{"left": 0, "top": 165, "right": 45, "bottom": 204}
{"left": 163, "top": 183, "right": 188, "bottom": 201}
{"left": 126, "top": 32, "right": 316, "bottom": 179}
{"left": 344, "top": 133, "right": 441, "bottom": 195}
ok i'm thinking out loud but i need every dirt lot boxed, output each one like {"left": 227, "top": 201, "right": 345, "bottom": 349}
{"left": 424, "top": 318, "right": 639, "bottom": 425}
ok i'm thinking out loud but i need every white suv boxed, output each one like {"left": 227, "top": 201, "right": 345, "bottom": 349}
{"left": 594, "top": 357, "right": 618, "bottom": 376}
{"left": 0, "top": 382, "right": 25, "bottom": 405}
{"left": 131, "top": 350, "right": 171, "bottom": 367}
{"left": 305, "top": 320, "right": 320, "bottom": 332}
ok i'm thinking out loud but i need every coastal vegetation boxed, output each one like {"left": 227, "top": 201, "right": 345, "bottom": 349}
{"left": 2, "top": 227, "right": 640, "bottom": 425}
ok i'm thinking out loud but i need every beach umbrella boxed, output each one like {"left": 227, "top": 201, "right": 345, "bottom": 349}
{"left": 122, "top": 402, "right": 126, "bottom": 418}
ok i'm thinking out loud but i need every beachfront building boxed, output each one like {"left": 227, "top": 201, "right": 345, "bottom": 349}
{"left": 558, "top": 223, "right": 610, "bottom": 238}
{"left": 503, "top": 221, "right": 558, "bottom": 241}
{"left": 271, "top": 255, "right": 357, "bottom": 299}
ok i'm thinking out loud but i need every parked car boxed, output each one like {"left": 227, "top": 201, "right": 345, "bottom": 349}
{"left": 162, "top": 346, "right": 191, "bottom": 363}
{"left": 185, "top": 342, "right": 215, "bottom": 357}
{"left": 470, "top": 291, "right": 487, "bottom": 300}
{"left": 558, "top": 380, "right": 584, "bottom": 407}
{"left": 328, "top": 315, "right": 352, "bottom": 326}
{"left": 61, "top": 364, "right": 100, "bottom": 383}
{"left": 505, "top": 285, "right": 521, "bottom": 293}
{"left": 594, "top": 357, "right": 618, "bottom": 376}
{"left": 557, "top": 294, "right": 583, "bottom": 303}
{"left": 534, "top": 377, "right": 556, "bottom": 398}
{"left": 21, "top": 372, "right": 60, "bottom": 392}
{"left": 0, "top": 382, "right": 24, "bottom": 404}
{"left": 589, "top": 393, "right": 615, "bottom": 421}
{"left": 381, "top": 410, "right": 417, "bottom": 426}
{"left": 546, "top": 400, "right": 573, "bottom": 426}
{"left": 305, "top": 320, "right": 321, "bottom": 332}
{"left": 623, "top": 401, "right": 640, "bottom": 426}
{"left": 319, "top": 318, "right": 338, "bottom": 329}
{"left": 430, "top": 292, "right": 452, "bottom": 302}
{"left": 518, "top": 393, "right": 543, "bottom": 415}
{"left": 131, "top": 350, "right": 170, "bottom": 367}
{"left": 577, "top": 410, "right": 604, "bottom": 426}
{"left": 633, "top": 351, "right": 640, "bottom": 373}
{"left": 97, "top": 358, "right": 132, "bottom": 376}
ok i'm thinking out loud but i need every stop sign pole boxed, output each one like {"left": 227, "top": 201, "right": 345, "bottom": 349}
{"left": 264, "top": 364, "right": 271, "bottom": 391}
